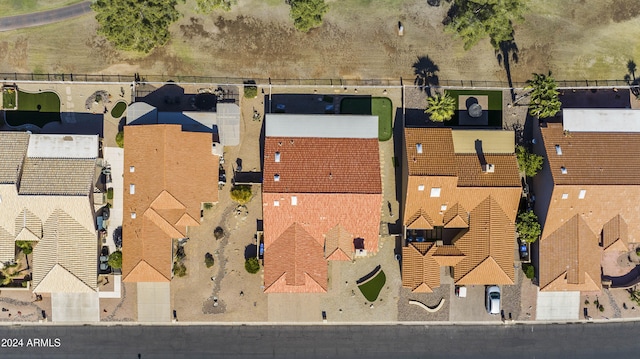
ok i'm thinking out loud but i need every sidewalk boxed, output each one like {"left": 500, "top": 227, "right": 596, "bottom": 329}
{"left": 103, "top": 147, "right": 123, "bottom": 254}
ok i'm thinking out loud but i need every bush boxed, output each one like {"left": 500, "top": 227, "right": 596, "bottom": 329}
{"left": 15, "top": 241, "right": 33, "bottom": 255}
{"left": 230, "top": 185, "right": 252, "bottom": 204}
{"left": 289, "top": 0, "right": 328, "bottom": 32}
{"left": 205, "top": 252, "right": 215, "bottom": 268}
{"left": 516, "top": 145, "right": 544, "bottom": 177}
{"left": 173, "top": 262, "right": 187, "bottom": 277}
{"left": 245, "top": 257, "right": 260, "bottom": 274}
{"left": 214, "top": 226, "right": 224, "bottom": 240}
{"left": 598, "top": 305, "right": 605, "bottom": 312}
{"left": 115, "top": 131, "right": 124, "bottom": 148}
{"left": 107, "top": 188, "right": 114, "bottom": 200}
{"left": 203, "top": 202, "right": 213, "bottom": 210}
{"left": 516, "top": 211, "right": 541, "bottom": 244}
{"left": 108, "top": 251, "right": 122, "bottom": 269}
{"left": 636, "top": 248, "right": 640, "bottom": 256}
{"left": 244, "top": 85, "right": 258, "bottom": 99}
{"left": 522, "top": 263, "right": 535, "bottom": 279}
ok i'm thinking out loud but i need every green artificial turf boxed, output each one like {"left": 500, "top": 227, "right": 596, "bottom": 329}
{"left": 5, "top": 90, "right": 61, "bottom": 128}
{"left": 111, "top": 101, "right": 127, "bottom": 118}
{"left": 445, "top": 89, "right": 503, "bottom": 127}
{"left": 358, "top": 269, "right": 386, "bottom": 302}
{"left": 340, "top": 96, "right": 393, "bottom": 141}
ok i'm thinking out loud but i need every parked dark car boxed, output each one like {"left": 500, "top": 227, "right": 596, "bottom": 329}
{"left": 99, "top": 246, "right": 111, "bottom": 274}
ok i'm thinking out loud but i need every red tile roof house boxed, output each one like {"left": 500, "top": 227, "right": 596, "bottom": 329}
{"left": 401, "top": 128, "right": 521, "bottom": 293}
{"left": 532, "top": 109, "right": 640, "bottom": 293}
{"left": 262, "top": 114, "right": 383, "bottom": 293}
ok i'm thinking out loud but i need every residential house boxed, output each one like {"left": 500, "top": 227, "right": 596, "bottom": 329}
{"left": 122, "top": 124, "right": 218, "bottom": 321}
{"left": 262, "top": 114, "right": 382, "bottom": 293}
{"left": 401, "top": 128, "right": 521, "bottom": 293}
{"left": 0, "top": 132, "right": 100, "bottom": 321}
{"left": 533, "top": 109, "right": 640, "bottom": 292}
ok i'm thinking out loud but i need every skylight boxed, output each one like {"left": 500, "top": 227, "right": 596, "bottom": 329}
{"left": 416, "top": 143, "right": 423, "bottom": 154}
{"left": 555, "top": 145, "right": 562, "bottom": 155}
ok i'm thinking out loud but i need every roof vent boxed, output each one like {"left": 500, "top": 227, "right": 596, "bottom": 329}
{"left": 555, "top": 145, "right": 562, "bottom": 155}
{"left": 561, "top": 167, "right": 567, "bottom": 174}
{"left": 278, "top": 141, "right": 282, "bottom": 146}
{"left": 482, "top": 163, "right": 495, "bottom": 173}
{"left": 274, "top": 174, "right": 280, "bottom": 182}
{"left": 290, "top": 140, "right": 294, "bottom": 145}
{"left": 416, "top": 143, "right": 423, "bottom": 154}
{"left": 275, "top": 152, "right": 281, "bottom": 163}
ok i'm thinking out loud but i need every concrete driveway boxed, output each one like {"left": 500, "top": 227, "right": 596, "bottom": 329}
{"left": 138, "top": 282, "right": 171, "bottom": 322}
{"left": 51, "top": 292, "right": 99, "bottom": 322}
{"left": 449, "top": 285, "right": 503, "bottom": 322}
{"left": 536, "top": 289, "right": 580, "bottom": 320}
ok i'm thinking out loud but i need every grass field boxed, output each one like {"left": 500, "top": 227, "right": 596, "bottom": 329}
{"left": 358, "top": 269, "right": 386, "bottom": 302}
{"left": 446, "top": 89, "right": 502, "bottom": 127}
{"left": 111, "top": 101, "right": 127, "bottom": 118}
{"left": 0, "top": 0, "right": 83, "bottom": 17}
{"left": 5, "top": 90, "right": 61, "bottom": 128}
{"left": 2, "top": 88, "right": 16, "bottom": 109}
{"left": 340, "top": 97, "right": 393, "bottom": 141}
{"left": 0, "top": 0, "right": 638, "bottom": 82}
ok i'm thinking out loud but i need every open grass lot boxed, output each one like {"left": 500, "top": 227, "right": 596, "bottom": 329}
{"left": 340, "top": 97, "right": 392, "bottom": 141}
{"left": 0, "top": 0, "right": 83, "bottom": 17}
{"left": 0, "top": 0, "right": 638, "bottom": 82}
{"left": 5, "top": 90, "right": 61, "bottom": 128}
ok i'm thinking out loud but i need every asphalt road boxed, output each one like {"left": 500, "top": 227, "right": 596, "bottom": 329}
{"left": 0, "top": 1, "right": 92, "bottom": 32}
{"left": 0, "top": 322, "right": 639, "bottom": 358}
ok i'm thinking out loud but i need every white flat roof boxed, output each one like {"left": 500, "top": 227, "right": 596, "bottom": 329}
{"left": 265, "top": 114, "right": 378, "bottom": 138}
{"left": 27, "top": 134, "right": 99, "bottom": 158}
{"left": 563, "top": 109, "right": 640, "bottom": 132}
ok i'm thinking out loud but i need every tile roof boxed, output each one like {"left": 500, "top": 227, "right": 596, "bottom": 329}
{"left": 0, "top": 132, "right": 29, "bottom": 184}
{"left": 401, "top": 242, "right": 442, "bottom": 293}
{"left": 539, "top": 214, "right": 602, "bottom": 292}
{"left": 542, "top": 123, "right": 640, "bottom": 185}
{"left": 443, "top": 203, "right": 469, "bottom": 228}
{"left": 432, "top": 245, "right": 465, "bottom": 267}
{"left": 122, "top": 124, "right": 219, "bottom": 282}
{"left": 455, "top": 154, "right": 520, "bottom": 187}
{"left": 325, "top": 224, "right": 354, "bottom": 261}
{"left": 602, "top": 214, "right": 628, "bottom": 250}
{"left": 33, "top": 264, "right": 94, "bottom": 293}
{"left": 264, "top": 223, "right": 327, "bottom": 293}
{"left": 18, "top": 158, "right": 96, "bottom": 196}
{"left": 405, "top": 128, "right": 456, "bottom": 176}
{"left": 32, "top": 209, "right": 97, "bottom": 292}
{"left": 263, "top": 137, "right": 381, "bottom": 194}
{"left": 0, "top": 226, "right": 14, "bottom": 264}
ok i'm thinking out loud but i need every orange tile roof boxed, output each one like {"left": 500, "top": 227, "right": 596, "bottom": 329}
{"left": 263, "top": 137, "right": 381, "bottom": 194}
{"left": 401, "top": 242, "right": 442, "bottom": 293}
{"left": 455, "top": 154, "right": 520, "bottom": 187}
{"left": 405, "top": 128, "right": 456, "bottom": 176}
{"left": 542, "top": 123, "right": 640, "bottom": 185}
{"left": 122, "top": 124, "right": 218, "bottom": 282}
{"left": 539, "top": 214, "right": 602, "bottom": 292}
{"left": 325, "top": 224, "right": 354, "bottom": 261}
{"left": 443, "top": 203, "right": 469, "bottom": 228}
{"left": 264, "top": 223, "right": 327, "bottom": 293}
{"left": 602, "top": 214, "right": 628, "bottom": 250}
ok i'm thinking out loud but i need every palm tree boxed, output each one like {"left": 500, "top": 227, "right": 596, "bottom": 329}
{"left": 425, "top": 93, "right": 456, "bottom": 122}
{"left": 526, "top": 71, "right": 561, "bottom": 119}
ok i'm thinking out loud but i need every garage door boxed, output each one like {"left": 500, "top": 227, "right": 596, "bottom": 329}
{"left": 137, "top": 282, "right": 171, "bottom": 322}
{"left": 536, "top": 289, "right": 580, "bottom": 320}
{"left": 51, "top": 292, "right": 99, "bottom": 322}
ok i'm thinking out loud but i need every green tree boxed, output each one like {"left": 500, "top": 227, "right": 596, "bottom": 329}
{"left": 196, "top": 0, "right": 233, "bottom": 13}
{"left": 516, "top": 211, "right": 541, "bottom": 244}
{"left": 244, "top": 85, "right": 258, "bottom": 99}
{"left": 204, "top": 252, "right": 215, "bottom": 268}
{"left": 15, "top": 241, "right": 33, "bottom": 255}
{"left": 230, "top": 185, "right": 252, "bottom": 204}
{"left": 526, "top": 71, "right": 562, "bottom": 118}
{"left": 425, "top": 93, "right": 456, "bottom": 122}
{"left": 289, "top": 0, "right": 328, "bottom": 32}
{"left": 516, "top": 145, "right": 543, "bottom": 177}
{"left": 245, "top": 257, "right": 260, "bottom": 274}
{"left": 108, "top": 251, "right": 122, "bottom": 269}
{"left": 93, "top": 0, "right": 184, "bottom": 53}
{"left": 115, "top": 131, "right": 124, "bottom": 148}
{"left": 522, "top": 263, "right": 535, "bottom": 279}
{"left": 444, "top": 0, "right": 526, "bottom": 50}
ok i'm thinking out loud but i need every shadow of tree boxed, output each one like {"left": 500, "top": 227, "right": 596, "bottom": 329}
{"left": 413, "top": 56, "right": 440, "bottom": 97}
{"left": 244, "top": 244, "right": 257, "bottom": 260}
{"left": 625, "top": 59, "right": 640, "bottom": 97}
{"left": 497, "top": 40, "right": 519, "bottom": 102}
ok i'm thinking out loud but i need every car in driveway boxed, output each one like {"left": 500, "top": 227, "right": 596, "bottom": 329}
{"left": 486, "top": 286, "right": 501, "bottom": 315}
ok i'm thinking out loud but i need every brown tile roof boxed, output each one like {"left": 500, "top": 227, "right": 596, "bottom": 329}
{"left": 406, "top": 209, "right": 434, "bottom": 230}
{"left": 539, "top": 214, "right": 602, "bottom": 292}
{"left": 0, "top": 132, "right": 29, "bottom": 184}
{"left": 19, "top": 158, "right": 96, "bottom": 195}
{"left": 443, "top": 203, "right": 469, "bottom": 228}
{"left": 264, "top": 223, "right": 327, "bottom": 293}
{"left": 122, "top": 124, "right": 218, "bottom": 282}
{"left": 453, "top": 196, "right": 515, "bottom": 285}
{"left": 455, "top": 154, "right": 520, "bottom": 187}
{"left": 432, "top": 245, "right": 466, "bottom": 267}
{"left": 405, "top": 128, "right": 456, "bottom": 176}
{"left": 541, "top": 123, "right": 640, "bottom": 185}
{"left": 602, "top": 214, "right": 628, "bottom": 250}
{"left": 401, "top": 242, "right": 441, "bottom": 293}
{"left": 263, "top": 137, "right": 381, "bottom": 194}
{"left": 325, "top": 224, "right": 354, "bottom": 261}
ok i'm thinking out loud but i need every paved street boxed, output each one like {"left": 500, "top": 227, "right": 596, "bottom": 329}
{"left": 0, "top": 322, "right": 639, "bottom": 358}
{"left": 0, "top": 1, "right": 92, "bottom": 32}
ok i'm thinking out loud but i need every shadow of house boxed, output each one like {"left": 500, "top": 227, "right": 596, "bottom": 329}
{"left": 559, "top": 89, "right": 631, "bottom": 109}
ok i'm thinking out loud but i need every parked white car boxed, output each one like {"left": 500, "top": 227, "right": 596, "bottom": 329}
{"left": 486, "top": 286, "right": 501, "bottom": 315}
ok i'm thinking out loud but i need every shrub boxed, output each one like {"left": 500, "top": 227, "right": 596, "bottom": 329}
{"left": 175, "top": 246, "right": 186, "bottom": 261}
{"left": 214, "top": 226, "right": 224, "bottom": 240}
{"left": 108, "top": 251, "right": 122, "bottom": 269}
{"left": 205, "top": 252, "right": 215, "bottom": 268}
{"left": 245, "top": 257, "right": 260, "bottom": 274}
{"left": 107, "top": 188, "right": 114, "bottom": 200}
{"left": 599, "top": 305, "right": 605, "bottom": 312}
{"left": 203, "top": 202, "right": 213, "bottom": 210}
{"left": 244, "top": 85, "right": 258, "bottom": 99}
{"left": 15, "top": 241, "right": 33, "bottom": 255}
{"left": 115, "top": 131, "right": 124, "bottom": 148}
{"left": 230, "top": 185, "right": 252, "bottom": 204}
{"left": 522, "top": 263, "right": 535, "bottom": 279}
{"left": 636, "top": 248, "right": 640, "bottom": 256}
{"left": 173, "top": 262, "right": 187, "bottom": 277}
{"left": 585, "top": 299, "right": 590, "bottom": 305}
